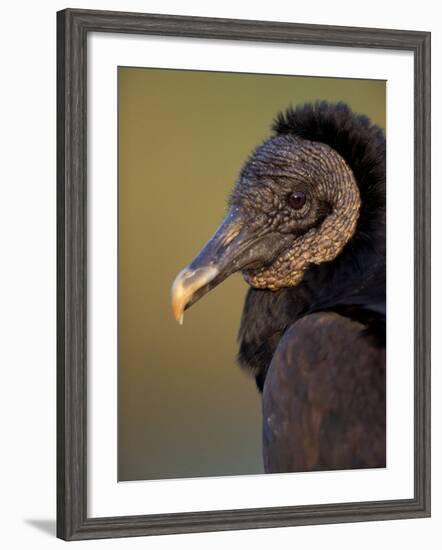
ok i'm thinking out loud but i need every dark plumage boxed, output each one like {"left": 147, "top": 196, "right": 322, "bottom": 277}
{"left": 263, "top": 312, "right": 385, "bottom": 472}
{"left": 172, "top": 101, "right": 386, "bottom": 473}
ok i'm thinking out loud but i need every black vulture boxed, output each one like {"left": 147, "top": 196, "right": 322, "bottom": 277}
{"left": 171, "top": 101, "right": 386, "bottom": 473}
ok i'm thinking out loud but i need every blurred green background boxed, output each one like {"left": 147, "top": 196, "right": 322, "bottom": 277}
{"left": 118, "top": 67, "right": 386, "bottom": 481}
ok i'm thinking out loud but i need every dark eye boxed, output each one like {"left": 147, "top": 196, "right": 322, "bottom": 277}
{"left": 288, "top": 191, "right": 306, "bottom": 210}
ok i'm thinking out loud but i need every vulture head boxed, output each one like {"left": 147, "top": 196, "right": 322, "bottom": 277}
{"left": 171, "top": 101, "right": 384, "bottom": 325}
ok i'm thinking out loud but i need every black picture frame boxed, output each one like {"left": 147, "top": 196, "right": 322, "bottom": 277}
{"left": 57, "top": 8, "right": 431, "bottom": 541}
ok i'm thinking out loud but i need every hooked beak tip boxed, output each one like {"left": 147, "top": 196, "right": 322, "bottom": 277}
{"left": 170, "top": 265, "right": 219, "bottom": 325}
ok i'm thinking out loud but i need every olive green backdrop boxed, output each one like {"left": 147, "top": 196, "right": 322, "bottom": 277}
{"left": 118, "top": 67, "right": 386, "bottom": 481}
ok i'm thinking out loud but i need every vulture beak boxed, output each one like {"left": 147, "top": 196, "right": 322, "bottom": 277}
{"left": 171, "top": 208, "right": 244, "bottom": 324}
{"left": 171, "top": 208, "right": 291, "bottom": 324}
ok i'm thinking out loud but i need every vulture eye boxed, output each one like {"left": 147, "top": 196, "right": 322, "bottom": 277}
{"left": 288, "top": 191, "right": 306, "bottom": 210}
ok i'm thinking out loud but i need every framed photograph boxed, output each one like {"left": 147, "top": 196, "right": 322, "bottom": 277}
{"left": 57, "top": 8, "right": 431, "bottom": 541}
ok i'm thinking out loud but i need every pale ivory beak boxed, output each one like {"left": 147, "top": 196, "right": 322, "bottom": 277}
{"left": 171, "top": 266, "right": 219, "bottom": 325}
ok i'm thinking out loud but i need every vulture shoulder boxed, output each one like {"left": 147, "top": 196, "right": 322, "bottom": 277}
{"left": 262, "top": 311, "right": 386, "bottom": 473}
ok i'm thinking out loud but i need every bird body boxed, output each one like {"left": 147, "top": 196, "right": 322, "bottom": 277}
{"left": 262, "top": 311, "right": 385, "bottom": 472}
{"left": 171, "top": 101, "right": 386, "bottom": 473}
